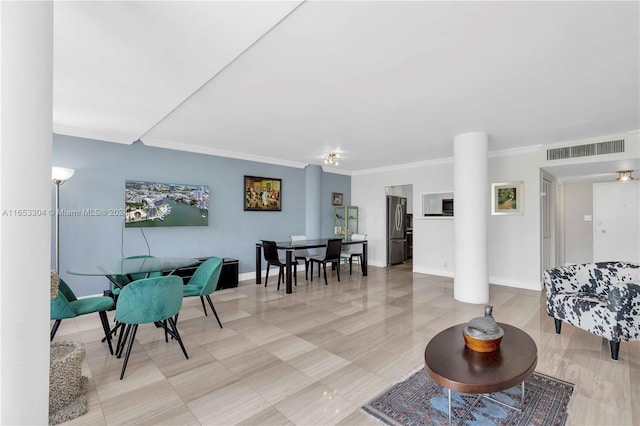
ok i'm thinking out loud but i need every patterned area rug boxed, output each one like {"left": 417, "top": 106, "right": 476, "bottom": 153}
{"left": 362, "top": 366, "right": 573, "bottom": 426}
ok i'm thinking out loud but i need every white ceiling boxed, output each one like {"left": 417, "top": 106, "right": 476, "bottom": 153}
{"left": 53, "top": 1, "right": 640, "bottom": 176}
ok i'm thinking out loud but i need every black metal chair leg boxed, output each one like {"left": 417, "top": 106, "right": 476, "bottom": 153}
{"left": 199, "top": 296, "right": 208, "bottom": 316}
{"left": 277, "top": 266, "right": 281, "bottom": 290}
{"left": 102, "top": 321, "right": 122, "bottom": 343}
{"left": 167, "top": 317, "right": 189, "bottom": 360}
{"left": 119, "top": 324, "right": 138, "bottom": 380}
{"left": 164, "top": 319, "right": 169, "bottom": 343}
{"left": 323, "top": 262, "right": 328, "bottom": 285}
{"left": 50, "top": 320, "right": 62, "bottom": 341}
{"left": 116, "top": 324, "right": 132, "bottom": 358}
{"left": 98, "top": 311, "right": 114, "bottom": 355}
{"left": 554, "top": 319, "right": 562, "bottom": 334}
{"left": 336, "top": 261, "right": 340, "bottom": 282}
{"left": 205, "top": 295, "right": 223, "bottom": 329}
{"left": 265, "top": 265, "right": 270, "bottom": 287}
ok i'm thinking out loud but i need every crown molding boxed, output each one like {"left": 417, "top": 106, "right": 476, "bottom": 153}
{"left": 142, "top": 136, "right": 308, "bottom": 169}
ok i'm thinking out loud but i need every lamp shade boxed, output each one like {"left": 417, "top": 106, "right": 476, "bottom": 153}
{"left": 52, "top": 167, "right": 75, "bottom": 183}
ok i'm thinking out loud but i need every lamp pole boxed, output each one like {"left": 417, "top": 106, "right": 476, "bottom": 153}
{"left": 53, "top": 179, "right": 62, "bottom": 272}
{"left": 52, "top": 167, "right": 74, "bottom": 272}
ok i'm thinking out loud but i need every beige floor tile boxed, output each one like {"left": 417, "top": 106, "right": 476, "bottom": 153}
{"left": 53, "top": 263, "right": 640, "bottom": 426}
{"left": 274, "top": 382, "right": 356, "bottom": 425}
{"left": 201, "top": 333, "right": 258, "bottom": 360}
{"left": 319, "top": 364, "right": 390, "bottom": 406}
{"left": 217, "top": 346, "right": 283, "bottom": 380}
{"left": 286, "top": 347, "right": 351, "bottom": 381}
{"left": 237, "top": 407, "right": 294, "bottom": 426}
{"left": 261, "top": 334, "right": 318, "bottom": 361}
{"left": 187, "top": 381, "right": 270, "bottom": 425}
{"left": 168, "top": 360, "right": 239, "bottom": 403}
{"left": 241, "top": 362, "right": 315, "bottom": 404}
{"left": 335, "top": 409, "right": 379, "bottom": 426}
{"left": 237, "top": 323, "right": 291, "bottom": 345}
{"left": 99, "top": 380, "right": 189, "bottom": 425}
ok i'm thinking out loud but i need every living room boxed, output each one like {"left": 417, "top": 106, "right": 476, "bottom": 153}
{"left": 1, "top": 1, "right": 639, "bottom": 425}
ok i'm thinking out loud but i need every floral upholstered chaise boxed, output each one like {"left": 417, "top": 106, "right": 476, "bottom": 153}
{"left": 543, "top": 261, "right": 640, "bottom": 360}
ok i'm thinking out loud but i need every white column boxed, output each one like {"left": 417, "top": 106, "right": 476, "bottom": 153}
{"left": 0, "top": 2, "right": 53, "bottom": 424}
{"left": 453, "top": 132, "right": 489, "bottom": 304}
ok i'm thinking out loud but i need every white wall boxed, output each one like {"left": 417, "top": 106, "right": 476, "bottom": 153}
{"left": 562, "top": 182, "right": 593, "bottom": 264}
{"left": 354, "top": 134, "right": 639, "bottom": 293}
{"left": 352, "top": 148, "right": 544, "bottom": 293}
{"left": 487, "top": 150, "right": 542, "bottom": 290}
{"left": 353, "top": 160, "right": 453, "bottom": 271}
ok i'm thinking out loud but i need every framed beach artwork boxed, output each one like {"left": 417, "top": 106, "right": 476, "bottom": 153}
{"left": 244, "top": 175, "right": 282, "bottom": 211}
{"left": 491, "top": 181, "right": 524, "bottom": 215}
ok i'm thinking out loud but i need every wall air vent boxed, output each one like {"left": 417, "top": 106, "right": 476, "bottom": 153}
{"left": 547, "top": 139, "right": 625, "bottom": 161}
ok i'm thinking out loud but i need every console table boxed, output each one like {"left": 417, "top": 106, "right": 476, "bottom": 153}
{"left": 173, "top": 257, "right": 239, "bottom": 290}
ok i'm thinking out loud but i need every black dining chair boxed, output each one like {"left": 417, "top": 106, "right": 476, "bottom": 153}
{"left": 340, "top": 233, "right": 367, "bottom": 275}
{"left": 290, "top": 235, "right": 313, "bottom": 279}
{"left": 308, "top": 238, "right": 343, "bottom": 285}
{"left": 262, "top": 240, "right": 297, "bottom": 290}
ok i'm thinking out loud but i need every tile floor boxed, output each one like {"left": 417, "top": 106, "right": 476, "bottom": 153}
{"left": 53, "top": 262, "right": 639, "bottom": 425}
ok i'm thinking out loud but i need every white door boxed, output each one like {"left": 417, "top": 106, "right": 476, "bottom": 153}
{"left": 541, "top": 175, "right": 553, "bottom": 272}
{"left": 593, "top": 181, "right": 640, "bottom": 263}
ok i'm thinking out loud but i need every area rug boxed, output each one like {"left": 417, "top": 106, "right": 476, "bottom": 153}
{"left": 361, "top": 366, "right": 574, "bottom": 426}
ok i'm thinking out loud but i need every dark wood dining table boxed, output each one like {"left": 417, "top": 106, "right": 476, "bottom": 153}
{"left": 255, "top": 238, "right": 368, "bottom": 294}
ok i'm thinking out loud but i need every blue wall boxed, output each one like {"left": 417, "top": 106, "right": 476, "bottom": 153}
{"left": 53, "top": 134, "right": 350, "bottom": 296}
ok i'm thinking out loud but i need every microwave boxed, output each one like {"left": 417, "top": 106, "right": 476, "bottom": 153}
{"left": 442, "top": 198, "right": 454, "bottom": 216}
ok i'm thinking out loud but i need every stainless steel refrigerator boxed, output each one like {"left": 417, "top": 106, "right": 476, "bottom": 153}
{"left": 387, "top": 195, "right": 407, "bottom": 265}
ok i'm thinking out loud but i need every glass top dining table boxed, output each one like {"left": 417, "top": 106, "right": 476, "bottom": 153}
{"left": 68, "top": 257, "right": 198, "bottom": 288}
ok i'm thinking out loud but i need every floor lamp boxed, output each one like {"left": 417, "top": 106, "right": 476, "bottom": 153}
{"left": 52, "top": 167, "right": 75, "bottom": 272}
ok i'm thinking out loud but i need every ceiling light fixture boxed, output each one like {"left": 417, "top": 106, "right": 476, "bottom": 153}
{"left": 323, "top": 153, "right": 340, "bottom": 166}
{"left": 616, "top": 170, "right": 634, "bottom": 181}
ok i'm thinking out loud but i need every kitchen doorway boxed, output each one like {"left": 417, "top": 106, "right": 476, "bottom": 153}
{"left": 385, "top": 185, "right": 413, "bottom": 266}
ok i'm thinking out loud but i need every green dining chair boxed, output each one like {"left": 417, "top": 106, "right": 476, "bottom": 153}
{"left": 115, "top": 275, "right": 188, "bottom": 380}
{"left": 107, "top": 255, "right": 164, "bottom": 340}
{"left": 50, "top": 278, "right": 114, "bottom": 355}
{"left": 181, "top": 257, "right": 224, "bottom": 328}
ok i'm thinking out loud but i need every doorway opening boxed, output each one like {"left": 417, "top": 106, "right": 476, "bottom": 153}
{"left": 385, "top": 185, "right": 413, "bottom": 267}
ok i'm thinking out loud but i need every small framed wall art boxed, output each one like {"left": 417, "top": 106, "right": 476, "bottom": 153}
{"left": 332, "top": 192, "right": 343, "bottom": 206}
{"left": 491, "top": 181, "right": 524, "bottom": 215}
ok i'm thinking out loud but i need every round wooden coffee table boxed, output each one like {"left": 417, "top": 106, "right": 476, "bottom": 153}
{"left": 424, "top": 323, "right": 537, "bottom": 423}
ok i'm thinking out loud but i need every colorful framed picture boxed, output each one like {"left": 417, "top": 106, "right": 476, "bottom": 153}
{"left": 244, "top": 176, "right": 281, "bottom": 211}
{"left": 332, "top": 192, "right": 343, "bottom": 206}
{"left": 491, "top": 181, "right": 524, "bottom": 215}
